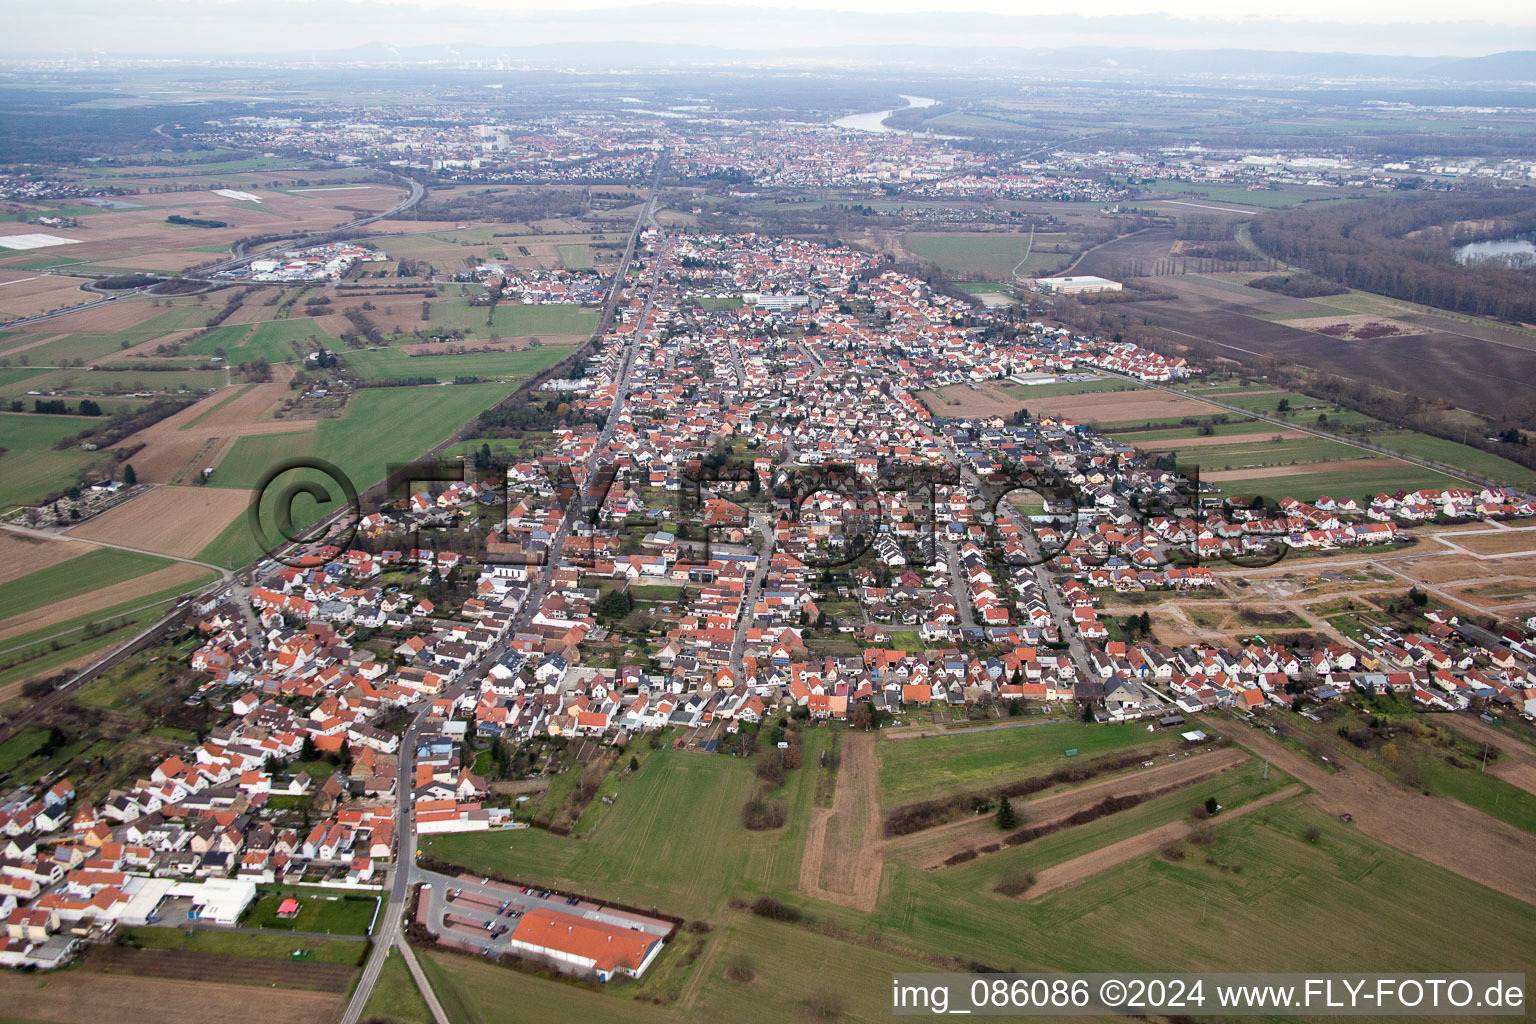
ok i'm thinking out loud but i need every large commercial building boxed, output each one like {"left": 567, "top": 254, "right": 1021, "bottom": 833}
{"left": 506, "top": 907, "right": 665, "bottom": 981}
{"left": 1028, "top": 275, "right": 1123, "bottom": 294}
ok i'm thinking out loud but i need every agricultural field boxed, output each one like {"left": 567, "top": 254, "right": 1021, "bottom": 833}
{"left": 877, "top": 719, "right": 1194, "bottom": 804}
{"left": 179, "top": 317, "right": 335, "bottom": 365}
{"left": 0, "top": 573, "right": 212, "bottom": 695}
{"left": 197, "top": 381, "right": 517, "bottom": 567}
{"left": 1202, "top": 461, "right": 1465, "bottom": 505}
{"left": 0, "top": 959, "right": 347, "bottom": 1024}
{"left": 423, "top": 737, "right": 826, "bottom": 920}
{"left": 1069, "top": 250, "right": 1536, "bottom": 420}
{"left": 411, "top": 298, "right": 598, "bottom": 339}
{"left": 918, "top": 377, "right": 1143, "bottom": 419}
{"left": 902, "top": 231, "right": 1075, "bottom": 280}
{"left": 0, "top": 547, "right": 171, "bottom": 623}
{"left": 0, "top": 411, "right": 116, "bottom": 508}
{"left": 1139, "top": 180, "right": 1354, "bottom": 210}
{"left": 68, "top": 485, "right": 252, "bottom": 560}
{"left": 420, "top": 722, "right": 1536, "bottom": 1018}
{"left": 0, "top": 181, "right": 409, "bottom": 286}
{"left": 341, "top": 341, "right": 575, "bottom": 382}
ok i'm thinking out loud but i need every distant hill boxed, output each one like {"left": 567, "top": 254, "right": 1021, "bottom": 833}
{"left": 1420, "top": 51, "right": 1536, "bottom": 82}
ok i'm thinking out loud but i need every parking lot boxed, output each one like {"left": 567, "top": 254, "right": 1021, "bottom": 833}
{"left": 417, "top": 868, "right": 671, "bottom": 957}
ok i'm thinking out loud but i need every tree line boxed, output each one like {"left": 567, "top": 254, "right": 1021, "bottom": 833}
{"left": 1250, "top": 193, "right": 1536, "bottom": 323}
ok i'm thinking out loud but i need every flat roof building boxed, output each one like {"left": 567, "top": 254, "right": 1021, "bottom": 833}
{"left": 1028, "top": 275, "right": 1123, "bottom": 294}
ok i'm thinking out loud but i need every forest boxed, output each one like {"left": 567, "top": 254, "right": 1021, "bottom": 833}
{"left": 1249, "top": 193, "right": 1536, "bottom": 322}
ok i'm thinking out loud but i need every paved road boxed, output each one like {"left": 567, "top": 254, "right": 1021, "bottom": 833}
{"left": 1, "top": 173, "right": 425, "bottom": 330}
{"left": 338, "top": 694, "right": 441, "bottom": 1024}
{"left": 729, "top": 516, "right": 777, "bottom": 676}
{"left": 186, "top": 174, "right": 426, "bottom": 282}
{"left": 340, "top": 165, "right": 665, "bottom": 1024}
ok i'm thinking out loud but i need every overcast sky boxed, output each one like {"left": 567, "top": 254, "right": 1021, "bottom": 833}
{"left": 4, "top": 0, "right": 1532, "bottom": 58}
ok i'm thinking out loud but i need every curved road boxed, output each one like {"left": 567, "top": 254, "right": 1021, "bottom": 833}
{"left": 1, "top": 171, "right": 425, "bottom": 330}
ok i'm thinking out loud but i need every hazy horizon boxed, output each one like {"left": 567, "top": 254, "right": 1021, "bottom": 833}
{"left": 5, "top": 1, "right": 1535, "bottom": 61}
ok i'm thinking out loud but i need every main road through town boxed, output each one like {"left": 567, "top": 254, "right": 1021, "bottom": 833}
{"left": 338, "top": 161, "right": 665, "bottom": 1024}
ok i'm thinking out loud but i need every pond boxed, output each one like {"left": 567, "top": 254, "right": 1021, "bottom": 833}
{"left": 1455, "top": 235, "right": 1536, "bottom": 268}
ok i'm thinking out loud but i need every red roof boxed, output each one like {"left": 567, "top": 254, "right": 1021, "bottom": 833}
{"left": 508, "top": 907, "right": 658, "bottom": 973}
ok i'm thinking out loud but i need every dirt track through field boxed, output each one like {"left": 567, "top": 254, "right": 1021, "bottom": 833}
{"left": 1204, "top": 458, "right": 1393, "bottom": 482}
{"left": 1229, "top": 724, "right": 1536, "bottom": 905}
{"left": 1435, "top": 714, "right": 1536, "bottom": 798}
{"left": 0, "top": 561, "right": 212, "bottom": 641}
{"left": 116, "top": 365, "right": 315, "bottom": 483}
{"left": 1023, "top": 784, "right": 1305, "bottom": 900}
{"left": 1133, "top": 429, "right": 1310, "bottom": 450}
{"left": 801, "top": 730, "right": 883, "bottom": 911}
{"left": 892, "top": 746, "right": 1250, "bottom": 870}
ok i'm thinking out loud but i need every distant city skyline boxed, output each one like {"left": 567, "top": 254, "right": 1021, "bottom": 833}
{"left": 5, "top": 0, "right": 1533, "bottom": 59}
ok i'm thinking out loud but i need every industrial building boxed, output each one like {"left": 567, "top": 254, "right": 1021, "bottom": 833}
{"left": 1028, "top": 275, "right": 1123, "bottom": 295}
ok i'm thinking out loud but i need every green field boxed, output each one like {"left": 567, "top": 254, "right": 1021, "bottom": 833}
{"left": 364, "top": 952, "right": 435, "bottom": 1024}
{"left": 341, "top": 342, "right": 575, "bottom": 383}
{"left": 440, "top": 433, "right": 554, "bottom": 462}
{"left": 0, "top": 412, "right": 116, "bottom": 507}
{"left": 878, "top": 720, "right": 1192, "bottom": 804}
{"left": 178, "top": 318, "right": 332, "bottom": 366}
{"left": 423, "top": 299, "right": 599, "bottom": 338}
{"left": 1107, "top": 420, "right": 1273, "bottom": 444}
{"left": 0, "top": 575, "right": 216, "bottom": 693}
{"left": 423, "top": 737, "right": 825, "bottom": 920}
{"left": 999, "top": 377, "right": 1144, "bottom": 400}
{"left": 1361, "top": 429, "right": 1536, "bottom": 488}
{"left": 1138, "top": 180, "right": 1352, "bottom": 210}
{"left": 0, "top": 730, "right": 52, "bottom": 775}
{"left": 903, "top": 232, "right": 1072, "bottom": 280}
{"left": 419, "top": 736, "right": 1536, "bottom": 1018}
{"left": 0, "top": 547, "right": 172, "bottom": 622}
{"left": 245, "top": 888, "right": 378, "bottom": 934}
{"left": 1138, "top": 435, "right": 1369, "bottom": 470}
{"left": 556, "top": 244, "right": 592, "bottom": 270}
{"left": 1209, "top": 462, "right": 1465, "bottom": 504}
{"left": 198, "top": 381, "right": 516, "bottom": 566}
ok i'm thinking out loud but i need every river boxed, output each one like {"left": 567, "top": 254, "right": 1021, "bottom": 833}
{"left": 833, "top": 94, "right": 937, "bottom": 134}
